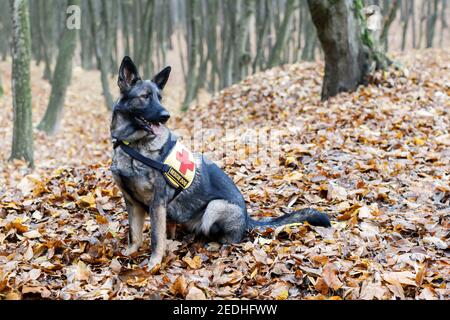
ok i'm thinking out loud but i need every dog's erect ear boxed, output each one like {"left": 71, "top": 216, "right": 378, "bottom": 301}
{"left": 118, "top": 56, "right": 141, "bottom": 93}
{"left": 152, "top": 66, "right": 171, "bottom": 90}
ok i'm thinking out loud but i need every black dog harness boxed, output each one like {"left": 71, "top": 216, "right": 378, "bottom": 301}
{"left": 113, "top": 138, "right": 196, "bottom": 192}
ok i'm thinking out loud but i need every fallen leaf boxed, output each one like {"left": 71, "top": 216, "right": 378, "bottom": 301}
{"left": 253, "top": 248, "right": 268, "bottom": 264}
{"left": 327, "top": 182, "right": 348, "bottom": 201}
{"left": 170, "top": 275, "right": 187, "bottom": 298}
{"left": 383, "top": 271, "right": 417, "bottom": 287}
{"left": 270, "top": 283, "right": 289, "bottom": 300}
{"left": 23, "top": 230, "right": 41, "bottom": 239}
{"left": 422, "top": 237, "right": 447, "bottom": 250}
{"left": 185, "top": 286, "right": 206, "bottom": 300}
{"left": 182, "top": 255, "right": 202, "bottom": 269}
{"left": 22, "top": 286, "right": 51, "bottom": 298}
{"left": 322, "top": 263, "right": 343, "bottom": 291}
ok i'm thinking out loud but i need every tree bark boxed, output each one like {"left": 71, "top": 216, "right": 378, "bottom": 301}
{"left": 401, "top": 0, "right": 412, "bottom": 51}
{"left": 425, "top": 0, "right": 439, "bottom": 48}
{"left": 252, "top": 0, "right": 270, "bottom": 72}
{"left": 87, "top": 0, "right": 114, "bottom": 110}
{"left": 220, "top": 1, "right": 235, "bottom": 89}
{"left": 38, "top": 0, "right": 53, "bottom": 80}
{"left": 137, "top": 0, "right": 155, "bottom": 77}
{"left": 0, "top": 5, "right": 12, "bottom": 61}
{"left": 301, "top": 10, "right": 318, "bottom": 61}
{"left": 411, "top": 0, "right": 417, "bottom": 49}
{"left": 206, "top": 0, "right": 219, "bottom": 91}
{"left": 29, "top": 0, "right": 42, "bottom": 65}
{"left": 182, "top": 0, "right": 199, "bottom": 111}
{"left": 10, "top": 0, "right": 34, "bottom": 166}
{"left": 236, "top": 0, "right": 254, "bottom": 80}
{"left": 380, "top": 0, "right": 400, "bottom": 51}
{"left": 37, "top": 0, "right": 80, "bottom": 135}
{"left": 80, "top": 0, "right": 92, "bottom": 69}
{"left": 268, "top": 0, "right": 295, "bottom": 68}
{"left": 307, "top": 0, "right": 369, "bottom": 101}
{"left": 121, "top": 0, "right": 132, "bottom": 56}
{"left": 439, "top": 0, "right": 448, "bottom": 47}
{"left": 418, "top": 0, "right": 427, "bottom": 48}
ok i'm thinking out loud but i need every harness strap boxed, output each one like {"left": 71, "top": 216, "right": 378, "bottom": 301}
{"left": 114, "top": 140, "right": 183, "bottom": 199}
{"left": 115, "top": 141, "right": 171, "bottom": 173}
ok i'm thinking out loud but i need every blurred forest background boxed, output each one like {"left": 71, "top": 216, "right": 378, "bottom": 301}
{"left": 0, "top": 0, "right": 449, "bottom": 300}
{"left": 0, "top": 0, "right": 448, "bottom": 166}
{"left": 1, "top": 0, "right": 449, "bottom": 110}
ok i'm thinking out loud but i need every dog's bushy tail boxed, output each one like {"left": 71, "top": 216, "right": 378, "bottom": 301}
{"left": 248, "top": 208, "right": 331, "bottom": 231}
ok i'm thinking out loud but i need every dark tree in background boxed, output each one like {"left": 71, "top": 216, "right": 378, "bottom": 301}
{"left": 87, "top": 0, "right": 115, "bottom": 110}
{"left": 37, "top": 0, "right": 80, "bottom": 135}
{"left": 425, "top": 0, "right": 439, "bottom": 48}
{"left": 182, "top": 0, "right": 199, "bottom": 111}
{"left": 308, "top": 0, "right": 370, "bottom": 101}
{"left": 268, "top": 0, "right": 296, "bottom": 68}
{"left": 0, "top": 74, "right": 3, "bottom": 97}
{"left": 9, "top": 0, "right": 34, "bottom": 166}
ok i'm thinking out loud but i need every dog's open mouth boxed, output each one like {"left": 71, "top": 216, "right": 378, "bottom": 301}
{"left": 135, "top": 117, "right": 163, "bottom": 135}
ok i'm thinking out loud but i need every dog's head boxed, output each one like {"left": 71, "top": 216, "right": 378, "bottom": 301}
{"left": 111, "top": 56, "right": 171, "bottom": 142}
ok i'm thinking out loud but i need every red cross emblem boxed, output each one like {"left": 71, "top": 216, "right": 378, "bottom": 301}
{"left": 176, "top": 149, "right": 194, "bottom": 175}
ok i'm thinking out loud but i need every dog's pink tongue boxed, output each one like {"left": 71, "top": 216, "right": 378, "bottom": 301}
{"left": 151, "top": 123, "right": 162, "bottom": 135}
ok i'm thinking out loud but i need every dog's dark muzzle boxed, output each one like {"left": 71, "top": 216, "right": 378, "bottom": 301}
{"left": 137, "top": 104, "right": 170, "bottom": 124}
{"left": 157, "top": 110, "right": 170, "bottom": 123}
{"left": 133, "top": 108, "right": 170, "bottom": 135}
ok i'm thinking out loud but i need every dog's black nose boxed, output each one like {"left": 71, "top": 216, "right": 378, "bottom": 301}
{"left": 159, "top": 111, "right": 170, "bottom": 123}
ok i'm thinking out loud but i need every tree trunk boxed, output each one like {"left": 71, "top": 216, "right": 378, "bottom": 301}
{"left": 87, "top": 0, "right": 113, "bottom": 110}
{"left": 401, "top": 0, "right": 411, "bottom": 51}
{"left": 268, "top": 0, "right": 295, "bottom": 68}
{"left": 80, "top": 0, "right": 92, "bottom": 70}
{"left": 182, "top": 0, "right": 199, "bottom": 111}
{"left": 39, "top": 0, "right": 53, "bottom": 80}
{"left": 206, "top": 0, "right": 219, "bottom": 91}
{"left": 29, "top": 0, "right": 42, "bottom": 65}
{"left": 121, "top": 0, "right": 132, "bottom": 55}
{"left": 37, "top": 0, "right": 80, "bottom": 135}
{"left": 110, "top": 0, "right": 119, "bottom": 76}
{"left": 380, "top": 0, "right": 400, "bottom": 52}
{"left": 252, "top": 0, "right": 270, "bottom": 72}
{"left": 0, "top": 5, "right": 12, "bottom": 61}
{"left": 220, "top": 1, "right": 235, "bottom": 89}
{"left": 10, "top": 0, "right": 34, "bottom": 166}
{"left": 418, "top": 0, "right": 427, "bottom": 48}
{"left": 236, "top": 0, "right": 254, "bottom": 80}
{"left": 307, "top": 0, "right": 369, "bottom": 101}
{"left": 411, "top": 0, "right": 417, "bottom": 49}
{"left": 140, "top": 0, "right": 155, "bottom": 77}
{"left": 439, "top": 0, "right": 448, "bottom": 47}
{"left": 301, "top": 10, "right": 318, "bottom": 61}
{"left": 425, "top": 0, "right": 439, "bottom": 48}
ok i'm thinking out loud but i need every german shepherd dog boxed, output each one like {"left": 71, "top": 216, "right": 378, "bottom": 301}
{"left": 110, "top": 57, "right": 331, "bottom": 271}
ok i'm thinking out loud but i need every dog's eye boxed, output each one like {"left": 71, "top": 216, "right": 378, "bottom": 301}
{"left": 141, "top": 93, "right": 150, "bottom": 99}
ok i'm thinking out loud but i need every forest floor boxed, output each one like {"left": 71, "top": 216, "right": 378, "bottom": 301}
{"left": 0, "top": 49, "right": 449, "bottom": 300}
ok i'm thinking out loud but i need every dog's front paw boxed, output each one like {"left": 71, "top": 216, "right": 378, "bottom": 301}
{"left": 147, "top": 257, "right": 162, "bottom": 274}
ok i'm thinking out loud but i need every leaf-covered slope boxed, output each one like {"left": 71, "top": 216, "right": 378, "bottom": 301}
{"left": 0, "top": 50, "right": 449, "bottom": 300}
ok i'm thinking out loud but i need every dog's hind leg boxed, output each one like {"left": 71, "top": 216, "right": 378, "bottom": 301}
{"left": 123, "top": 199, "right": 146, "bottom": 256}
{"left": 201, "top": 200, "right": 247, "bottom": 244}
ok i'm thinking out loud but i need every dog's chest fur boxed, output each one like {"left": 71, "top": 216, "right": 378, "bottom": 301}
{"left": 111, "top": 148, "right": 158, "bottom": 206}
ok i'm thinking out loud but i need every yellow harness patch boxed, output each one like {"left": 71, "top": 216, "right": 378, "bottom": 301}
{"left": 163, "top": 141, "right": 196, "bottom": 190}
